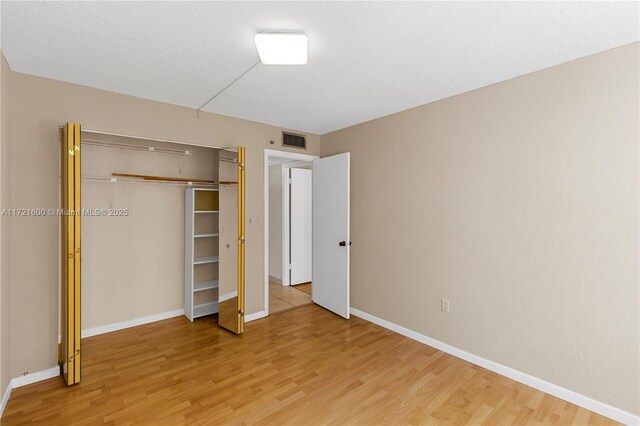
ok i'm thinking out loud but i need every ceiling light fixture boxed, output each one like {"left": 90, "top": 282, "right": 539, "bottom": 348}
{"left": 197, "top": 32, "right": 307, "bottom": 117}
{"left": 254, "top": 33, "right": 307, "bottom": 65}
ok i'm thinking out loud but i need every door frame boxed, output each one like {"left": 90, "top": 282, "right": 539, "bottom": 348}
{"left": 264, "top": 149, "right": 319, "bottom": 316}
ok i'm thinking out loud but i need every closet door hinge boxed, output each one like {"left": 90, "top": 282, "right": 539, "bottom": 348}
{"left": 288, "top": 264, "right": 292, "bottom": 270}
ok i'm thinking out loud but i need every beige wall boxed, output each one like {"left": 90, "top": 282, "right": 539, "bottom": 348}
{"left": 321, "top": 43, "right": 639, "bottom": 414}
{"left": 9, "top": 71, "right": 319, "bottom": 378}
{"left": 0, "top": 52, "right": 12, "bottom": 395}
{"left": 82, "top": 136, "right": 217, "bottom": 330}
{"left": 0, "top": 52, "right": 12, "bottom": 394}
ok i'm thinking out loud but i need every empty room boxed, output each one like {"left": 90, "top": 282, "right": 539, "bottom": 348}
{"left": 0, "top": 1, "right": 638, "bottom": 425}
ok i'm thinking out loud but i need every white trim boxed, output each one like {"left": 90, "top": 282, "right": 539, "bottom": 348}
{"left": 244, "top": 310, "right": 268, "bottom": 323}
{"left": 264, "top": 149, "right": 319, "bottom": 317}
{"left": 0, "top": 381, "right": 11, "bottom": 417}
{"left": 11, "top": 366, "right": 59, "bottom": 389}
{"left": 81, "top": 309, "right": 184, "bottom": 338}
{"left": 283, "top": 160, "right": 312, "bottom": 169}
{"left": 350, "top": 308, "right": 639, "bottom": 426}
{"left": 282, "top": 167, "right": 290, "bottom": 286}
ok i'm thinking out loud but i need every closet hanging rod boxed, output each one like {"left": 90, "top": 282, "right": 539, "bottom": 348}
{"left": 83, "top": 138, "right": 193, "bottom": 156}
{"left": 112, "top": 173, "right": 215, "bottom": 184}
{"left": 82, "top": 175, "right": 220, "bottom": 187}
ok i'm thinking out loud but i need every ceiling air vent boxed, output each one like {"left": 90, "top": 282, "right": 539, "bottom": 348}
{"left": 282, "top": 132, "right": 306, "bottom": 149}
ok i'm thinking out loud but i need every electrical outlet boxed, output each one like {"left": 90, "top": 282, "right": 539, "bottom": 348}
{"left": 441, "top": 298, "right": 450, "bottom": 313}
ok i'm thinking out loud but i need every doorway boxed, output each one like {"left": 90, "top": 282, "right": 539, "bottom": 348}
{"left": 264, "top": 150, "right": 318, "bottom": 315}
{"left": 264, "top": 149, "right": 351, "bottom": 319}
{"left": 271, "top": 164, "right": 312, "bottom": 313}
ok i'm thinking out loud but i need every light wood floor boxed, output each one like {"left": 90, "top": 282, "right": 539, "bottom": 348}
{"left": 295, "top": 283, "right": 312, "bottom": 294}
{"left": 3, "top": 305, "right": 618, "bottom": 425}
{"left": 269, "top": 281, "right": 312, "bottom": 313}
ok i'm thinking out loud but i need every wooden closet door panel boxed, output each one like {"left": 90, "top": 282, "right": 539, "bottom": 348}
{"left": 72, "top": 123, "right": 81, "bottom": 382}
{"left": 60, "top": 122, "right": 81, "bottom": 385}
{"left": 217, "top": 147, "right": 245, "bottom": 334}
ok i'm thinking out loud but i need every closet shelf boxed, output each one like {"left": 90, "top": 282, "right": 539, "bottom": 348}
{"left": 195, "top": 210, "right": 219, "bottom": 214}
{"left": 193, "top": 256, "right": 219, "bottom": 265}
{"left": 194, "top": 232, "right": 219, "bottom": 238}
{"left": 194, "top": 280, "right": 219, "bottom": 292}
{"left": 193, "top": 301, "right": 218, "bottom": 318}
{"left": 82, "top": 138, "right": 193, "bottom": 156}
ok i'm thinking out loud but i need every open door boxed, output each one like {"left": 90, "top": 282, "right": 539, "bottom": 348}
{"left": 218, "top": 147, "right": 245, "bottom": 334}
{"left": 312, "top": 153, "right": 350, "bottom": 319}
{"left": 60, "top": 122, "right": 81, "bottom": 385}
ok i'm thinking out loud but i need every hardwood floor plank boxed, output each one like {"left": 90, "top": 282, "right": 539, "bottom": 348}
{"left": 2, "top": 305, "right": 619, "bottom": 425}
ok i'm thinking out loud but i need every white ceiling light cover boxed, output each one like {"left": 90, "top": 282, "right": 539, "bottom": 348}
{"left": 255, "top": 33, "right": 307, "bottom": 65}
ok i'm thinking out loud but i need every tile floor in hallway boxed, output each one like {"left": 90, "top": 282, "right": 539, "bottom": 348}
{"left": 269, "top": 281, "right": 312, "bottom": 313}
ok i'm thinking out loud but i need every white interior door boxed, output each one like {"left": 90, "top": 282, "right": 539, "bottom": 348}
{"left": 312, "top": 153, "right": 350, "bottom": 319}
{"left": 290, "top": 168, "right": 313, "bottom": 285}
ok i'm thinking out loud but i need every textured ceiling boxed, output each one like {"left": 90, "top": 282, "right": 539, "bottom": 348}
{"left": 1, "top": 2, "right": 638, "bottom": 135}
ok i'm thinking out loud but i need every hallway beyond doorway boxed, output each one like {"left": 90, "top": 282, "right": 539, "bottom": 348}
{"left": 269, "top": 282, "right": 312, "bottom": 313}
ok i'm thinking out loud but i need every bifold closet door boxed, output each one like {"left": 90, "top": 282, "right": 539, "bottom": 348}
{"left": 218, "top": 147, "right": 246, "bottom": 334}
{"left": 60, "top": 122, "right": 81, "bottom": 385}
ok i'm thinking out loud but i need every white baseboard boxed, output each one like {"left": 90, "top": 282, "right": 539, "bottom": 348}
{"left": 11, "top": 366, "right": 59, "bottom": 389}
{"left": 349, "top": 308, "right": 639, "bottom": 426}
{"left": 0, "top": 380, "right": 11, "bottom": 417}
{"left": 245, "top": 310, "right": 268, "bottom": 323}
{"left": 82, "top": 309, "right": 185, "bottom": 338}
{"left": 268, "top": 275, "right": 282, "bottom": 285}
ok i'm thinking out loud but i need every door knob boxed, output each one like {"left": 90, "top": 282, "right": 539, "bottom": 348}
{"left": 339, "top": 241, "right": 346, "bottom": 247}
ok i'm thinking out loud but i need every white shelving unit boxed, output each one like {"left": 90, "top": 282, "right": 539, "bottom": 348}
{"left": 195, "top": 232, "right": 219, "bottom": 238}
{"left": 185, "top": 187, "right": 220, "bottom": 320}
{"left": 193, "top": 255, "right": 220, "bottom": 264}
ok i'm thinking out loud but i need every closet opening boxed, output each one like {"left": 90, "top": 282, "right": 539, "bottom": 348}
{"left": 80, "top": 130, "right": 233, "bottom": 329}
{"left": 264, "top": 150, "right": 318, "bottom": 315}
{"left": 59, "top": 127, "right": 246, "bottom": 384}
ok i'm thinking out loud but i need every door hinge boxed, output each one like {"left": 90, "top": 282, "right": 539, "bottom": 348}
{"left": 289, "top": 264, "right": 292, "bottom": 270}
{"left": 288, "top": 178, "right": 292, "bottom": 185}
